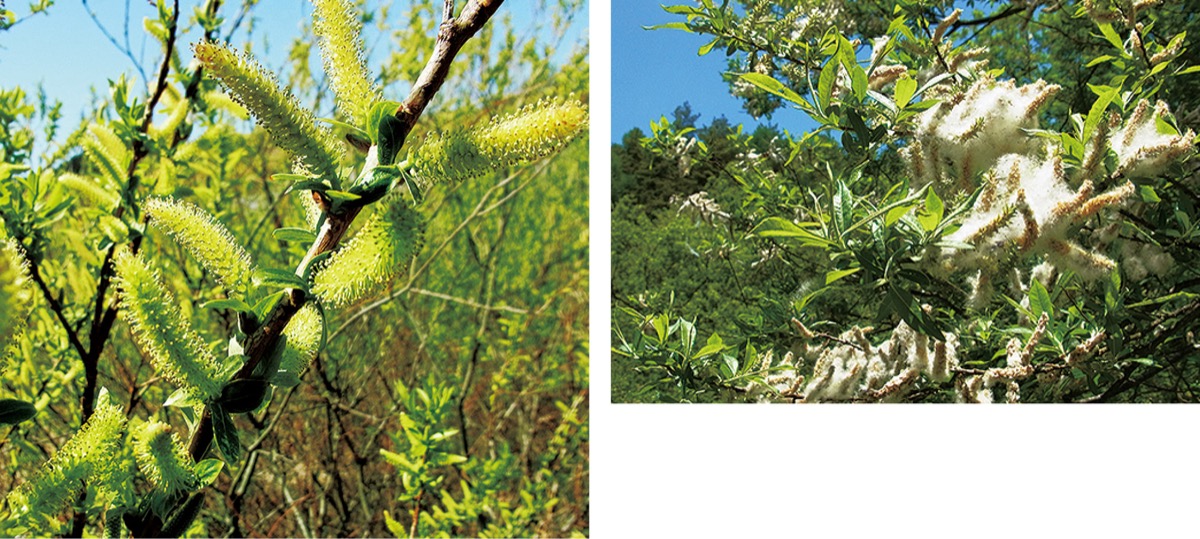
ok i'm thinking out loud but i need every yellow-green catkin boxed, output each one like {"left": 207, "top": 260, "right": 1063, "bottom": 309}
{"left": 148, "top": 97, "right": 191, "bottom": 143}
{"left": 58, "top": 172, "right": 121, "bottom": 211}
{"left": 133, "top": 421, "right": 197, "bottom": 496}
{"left": 193, "top": 41, "right": 344, "bottom": 178}
{"left": 411, "top": 97, "right": 588, "bottom": 185}
{"left": 313, "top": 0, "right": 378, "bottom": 125}
{"left": 3, "top": 394, "right": 126, "bottom": 535}
{"left": 114, "top": 249, "right": 224, "bottom": 401}
{"left": 312, "top": 194, "right": 424, "bottom": 308}
{"left": 276, "top": 304, "right": 323, "bottom": 385}
{"left": 0, "top": 234, "right": 33, "bottom": 357}
{"left": 144, "top": 197, "right": 256, "bottom": 296}
{"left": 83, "top": 123, "right": 131, "bottom": 186}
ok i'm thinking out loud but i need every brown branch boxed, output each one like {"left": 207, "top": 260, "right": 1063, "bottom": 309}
{"left": 184, "top": 0, "right": 507, "bottom": 464}
{"left": 392, "top": 0, "right": 506, "bottom": 151}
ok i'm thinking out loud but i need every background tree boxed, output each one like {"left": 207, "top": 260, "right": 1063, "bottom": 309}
{"left": 613, "top": 0, "right": 1200, "bottom": 403}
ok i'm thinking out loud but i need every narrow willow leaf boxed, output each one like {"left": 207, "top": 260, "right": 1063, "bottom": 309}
{"left": 193, "top": 459, "right": 224, "bottom": 487}
{"left": 193, "top": 41, "right": 344, "bottom": 177}
{"left": 311, "top": 194, "right": 424, "bottom": 308}
{"left": 217, "top": 379, "right": 270, "bottom": 413}
{"left": 255, "top": 267, "right": 308, "bottom": 290}
{"left": 144, "top": 197, "right": 256, "bottom": 296}
{"left": 273, "top": 304, "right": 323, "bottom": 386}
{"left": 133, "top": 421, "right": 197, "bottom": 496}
{"left": 273, "top": 227, "right": 317, "bottom": 243}
{"left": 411, "top": 97, "right": 588, "bottom": 185}
{"left": 210, "top": 404, "right": 241, "bottom": 462}
{"left": 114, "top": 248, "right": 225, "bottom": 401}
{"left": 2, "top": 392, "right": 126, "bottom": 535}
{"left": 0, "top": 399, "right": 36, "bottom": 425}
{"left": 58, "top": 172, "right": 121, "bottom": 210}
{"left": 201, "top": 298, "right": 253, "bottom": 312}
{"left": 312, "top": 0, "right": 378, "bottom": 125}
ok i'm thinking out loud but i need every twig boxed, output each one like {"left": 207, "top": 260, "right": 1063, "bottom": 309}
{"left": 81, "top": 0, "right": 147, "bottom": 82}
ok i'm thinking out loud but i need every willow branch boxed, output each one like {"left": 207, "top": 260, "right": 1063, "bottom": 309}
{"left": 187, "top": 0, "right": 507, "bottom": 464}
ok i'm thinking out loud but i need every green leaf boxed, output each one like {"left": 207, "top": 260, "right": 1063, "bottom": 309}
{"left": 383, "top": 511, "right": 407, "bottom": 537}
{"left": 272, "top": 227, "right": 317, "bottom": 243}
{"left": 255, "top": 268, "right": 307, "bottom": 290}
{"left": 652, "top": 314, "right": 669, "bottom": 343}
{"left": 1098, "top": 23, "right": 1125, "bottom": 52}
{"left": 643, "top": 21, "right": 691, "bottom": 32}
{"left": 738, "top": 73, "right": 808, "bottom": 108}
{"left": 842, "top": 54, "right": 868, "bottom": 102}
{"left": 380, "top": 449, "right": 421, "bottom": 474}
{"left": 885, "top": 203, "right": 915, "bottom": 226}
{"left": 324, "top": 190, "right": 362, "bottom": 202}
{"left": 893, "top": 76, "right": 916, "bottom": 108}
{"left": 253, "top": 290, "right": 286, "bottom": 320}
{"left": 883, "top": 284, "right": 943, "bottom": 338}
{"left": 1084, "top": 85, "right": 1118, "bottom": 141}
{"left": 163, "top": 388, "right": 203, "bottom": 408}
{"left": 375, "top": 112, "right": 406, "bottom": 166}
{"left": 1177, "top": 65, "right": 1200, "bottom": 75}
{"left": 817, "top": 60, "right": 837, "bottom": 113}
{"left": 210, "top": 404, "right": 241, "bottom": 462}
{"left": 916, "top": 188, "right": 944, "bottom": 232}
{"left": 825, "top": 267, "right": 861, "bottom": 285}
{"left": 364, "top": 101, "right": 402, "bottom": 145}
{"left": 692, "top": 333, "right": 726, "bottom": 359}
{"left": 217, "top": 379, "right": 270, "bottom": 414}
{"left": 1029, "top": 278, "right": 1054, "bottom": 321}
{"left": 316, "top": 117, "right": 370, "bottom": 147}
{"left": 1155, "top": 114, "right": 1179, "bottom": 136}
{"left": 698, "top": 38, "right": 718, "bottom": 56}
{"left": 431, "top": 452, "right": 468, "bottom": 466}
{"left": 718, "top": 353, "right": 738, "bottom": 379}
{"left": 1105, "top": 268, "right": 1122, "bottom": 313}
{"left": 833, "top": 180, "right": 853, "bottom": 235}
{"left": 0, "top": 399, "right": 36, "bottom": 425}
{"left": 285, "top": 179, "right": 332, "bottom": 195}
{"left": 1086, "top": 55, "right": 1116, "bottom": 67}
{"left": 752, "top": 217, "right": 832, "bottom": 248}
{"left": 193, "top": 459, "right": 225, "bottom": 487}
{"left": 1138, "top": 185, "right": 1161, "bottom": 203}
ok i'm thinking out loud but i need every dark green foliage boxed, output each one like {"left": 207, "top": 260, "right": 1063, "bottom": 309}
{"left": 616, "top": 0, "right": 1200, "bottom": 403}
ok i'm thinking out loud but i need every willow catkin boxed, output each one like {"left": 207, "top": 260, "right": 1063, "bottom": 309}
{"left": 0, "top": 235, "right": 33, "bottom": 356}
{"left": 114, "top": 248, "right": 224, "bottom": 401}
{"left": 144, "top": 197, "right": 256, "bottom": 296}
{"left": 275, "top": 303, "right": 323, "bottom": 385}
{"left": 194, "top": 41, "right": 344, "bottom": 178}
{"left": 311, "top": 194, "right": 424, "bottom": 308}
{"left": 313, "top": 0, "right": 378, "bottom": 125}
{"left": 411, "top": 97, "right": 588, "bottom": 186}
{"left": 3, "top": 394, "right": 126, "bottom": 535}
{"left": 133, "top": 421, "right": 197, "bottom": 496}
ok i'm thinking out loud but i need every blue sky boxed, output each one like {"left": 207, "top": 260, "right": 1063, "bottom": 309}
{"left": 611, "top": 1, "right": 817, "bottom": 143}
{"left": 0, "top": 0, "right": 586, "bottom": 130}
{"left": 1, "top": 0, "right": 309, "bottom": 124}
